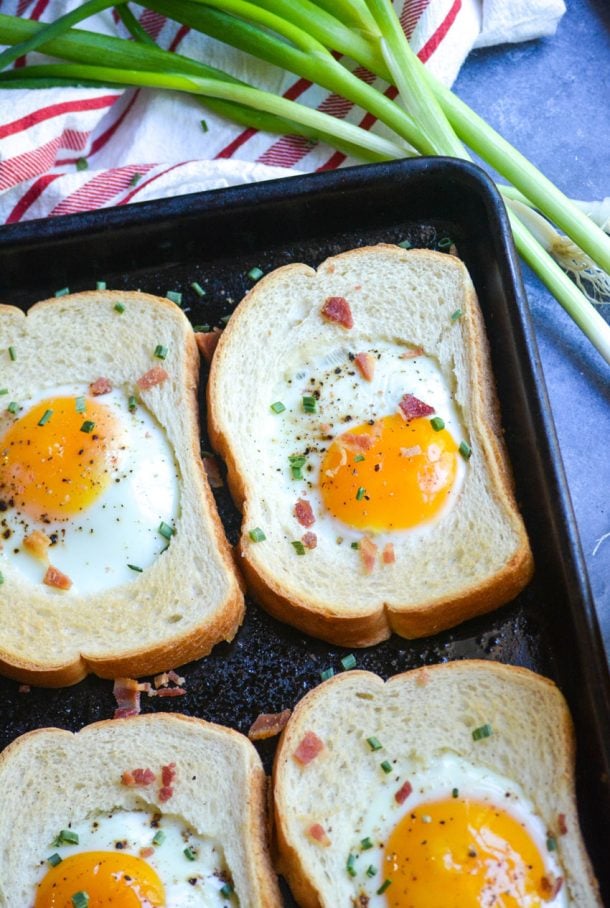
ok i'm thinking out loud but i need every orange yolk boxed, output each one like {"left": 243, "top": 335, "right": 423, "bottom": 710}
{"left": 0, "top": 396, "right": 120, "bottom": 522}
{"left": 320, "top": 413, "right": 458, "bottom": 532}
{"left": 35, "top": 851, "right": 166, "bottom": 907}
{"left": 382, "top": 797, "right": 553, "bottom": 907}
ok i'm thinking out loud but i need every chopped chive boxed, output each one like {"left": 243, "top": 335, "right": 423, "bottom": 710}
{"left": 320, "top": 667, "right": 334, "bottom": 682}
{"left": 154, "top": 344, "right": 168, "bottom": 360}
{"left": 158, "top": 521, "right": 175, "bottom": 540}
{"left": 452, "top": 787, "right": 459, "bottom": 798}
{"left": 8, "top": 345, "right": 16, "bottom": 360}
{"left": 166, "top": 290, "right": 182, "bottom": 306}
{"left": 354, "top": 454, "right": 365, "bottom": 462}
{"left": 47, "top": 853, "right": 62, "bottom": 867}
{"left": 96, "top": 280, "right": 106, "bottom": 290}
{"left": 472, "top": 723, "right": 493, "bottom": 741}
{"left": 220, "top": 314, "right": 232, "bottom": 326}
{"left": 247, "top": 266, "right": 264, "bottom": 282}
{"left": 220, "top": 883, "right": 234, "bottom": 897}
{"left": 200, "top": 119, "right": 209, "bottom": 133}
{"left": 248, "top": 527, "right": 266, "bottom": 543}
{"left": 191, "top": 281, "right": 206, "bottom": 297}
{"left": 377, "top": 879, "right": 392, "bottom": 895}
{"left": 547, "top": 835, "right": 558, "bottom": 852}
{"left": 302, "top": 395, "right": 317, "bottom": 414}
{"left": 360, "top": 837, "right": 373, "bottom": 850}
{"left": 192, "top": 324, "right": 210, "bottom": 333}
{"left": 398, "top": 239, "right": 412, "bottom": 249}
{"left": 114, "top": 302, "right": 125, "bottom": 314}
{"left": 430, "top": 416, "right": 445, "bottom": 431}
{"left": 128, "top": 395, "right": 137, "bottom": 412}
{"left": 350, "top": 541, "right": 360, "bottom": 550}
{"left": 80, "top": 420, "right": 95, "bottom": 434}
{"left": 459, "top": 441, "right": 472, "bottom": 460}
{"left": 292, "top": 540, "right": 306, "bottom": 555}
{"left": 270, "top": 401, "right": 286, "bottom": 414}
{"left": 127, "top": 564, "right": 143, "bottom": 573}
{"left": 76, "top": 157, "right": 88, "bottom": 171}
{"left": 54, "top": 288, "right": 69, "bottom": 297}
{"left": 380, "top": 760, "right": 392, "bottom": 774}
{"left": 53, "top": 829, "right": 79, "bottom": 846}
{"left": 366, "top": 865, "right": 377, "bottom": 878}
{"left": 451, "top": 308, "right": 463, "bottom": 322}
{"left": 438, "top": 236, "right": 453, "bottom": 250}
{"left": 7, "top": 401, "right": 19, "bottom": 414}
{"left": 75, "top": 396, "right": 86, "bottom": 413}
{"left": 129, "top": 172, "right": 143, "bottom": 187}
{"left": 0, "top": 388, "right": 7, "bottom": 395}
{"left": 341, "top": 653, "right": 357, "bottom": 670}
{"left": 38, "top": 409, "right": 53, "bottom": 427}
{"left": 71, "top": 893, "right": 89, "bottom": 908}
{"left": 356, "top": 487, "right": 366, "bottom": 501}
{"left": 184, "top": 846, "right": 196, "bottom": 861}
{"left": 289, "top": 454, "right": 306, "bottom": 480}
{"left": 152, "top": 830, "right": 166, "bottom": 846}
{"left": 366, "top": 736, "right": 382, "bottom": 751}
{"left": 0, "top": 572, "right": 3, "bottom": 585}
{"left": 346, "top": 853, "right": 357, "bottom": 877}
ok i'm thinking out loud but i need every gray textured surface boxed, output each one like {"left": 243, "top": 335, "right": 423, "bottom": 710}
{"left": 454, "top": 0, "right": 610, "bottom": 659}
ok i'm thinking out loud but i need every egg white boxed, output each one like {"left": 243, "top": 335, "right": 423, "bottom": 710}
{"left": 0, "top": 385, "right": 180, "bottom": 594}
{"left": 347, "top": 753, "right": 568, "bottom": 907}
{"left": 264, "top": 342, "right": 467, "bottom": 551}
{"left": 34, "top": 809, "right": 237, "bottom": 907}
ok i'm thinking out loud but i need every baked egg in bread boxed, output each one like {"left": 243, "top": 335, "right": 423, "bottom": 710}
{"left": 272, "top": 662, "right": 602, "bottom": 907}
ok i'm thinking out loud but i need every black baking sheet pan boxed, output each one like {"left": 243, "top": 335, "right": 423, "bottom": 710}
{"left": 0, "top": 158, "right": 609, "bottom": 902}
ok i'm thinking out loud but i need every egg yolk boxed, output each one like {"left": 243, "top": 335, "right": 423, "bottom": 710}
{"left": 382, "top": 797, "right": 555, "bottom": 907}
{"left": 320, "top": 413, "right": 458, "bottom": 531}
{"left": 0, "top": 396, "right": 120, "bottom": 522}
{"left": 35, "top": 851, "right": 166, "bottom": 907}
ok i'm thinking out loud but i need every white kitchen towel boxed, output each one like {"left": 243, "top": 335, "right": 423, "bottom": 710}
{"left": 0, "top": 0, "right": 565, "bottom": 223}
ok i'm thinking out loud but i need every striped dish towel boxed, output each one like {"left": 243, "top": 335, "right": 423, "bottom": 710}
{"left": 0, "top": 0, "right": 565, "bottom": 223}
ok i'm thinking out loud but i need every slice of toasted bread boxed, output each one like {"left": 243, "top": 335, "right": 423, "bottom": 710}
{"left": 208, "top": 245, "right": 533, "bottom": 646}
{"left": 273, "top": 662, "right": 601, "bottom": 907}
{"left": 0, "top": 291, "right": 244, "bottom": 686}
{"left": 0, "top": 713, "right": 281, "bottom": 907}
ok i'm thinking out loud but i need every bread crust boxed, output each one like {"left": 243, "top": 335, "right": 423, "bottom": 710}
{"left": 0, "top": 291, "right": 244, "bottom": 686}
{"left": 272, "top": 661, "right": 601, "bottom": 907}
{"left": 208, "top": 246, "right": 533, "bottom": 645}
{"left": 0, "top": 713, "right": 282, "bottom": 907}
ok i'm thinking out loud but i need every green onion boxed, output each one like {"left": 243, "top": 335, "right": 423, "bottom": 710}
{"left": 248, "top": 266, "right": 264, "bottom": 281}
{"left": 38, "top": 409, "right": 53, "bottom": 426}
{"left": 96, "top": 280, "right": 106, "bottom": 290}
{"left": 114, "top": 302, "right": 125, "bottom": 313}
{"left": 289, "top": 454, "right": 306, "bottom": 480}
{"left": 366, "top": 865, "right": 377, "bottom": 877}
{"left": 53, "top": 829, "right": 79, "bottom": 846}
{"left": 377, "top": 879, "right": 392, "bottom": 895}
{"left": 158, "top": 521, "right": 175, "bottom": 540}
{"left": 472, "top": 723, "right": 493, "bottom": 741}
{"left": 270, "top": 401, "right": 286, "bottom": 414}
{"left": 71, "top": 893, "right": 89, "bottom": 908}
{"left": 80, "top": 420, "right": 95, "bottom": 433}
{"left": 249, "top": 527, "right": 266, "bottom": 542}
{"left": 129, "top": 172, "right": 143, "bottom": 187}
{"left": 8, "top": 345, "right": 16, "bottom": 360}
{"left": 452, "top": 787, "right": 459, "bottom": 798}
{"left": 76, "top": 156, "right": 88, "bottom": 170}
{"left": 7, "top": 401, "right": 19, "bottom": 414}
{"left": 220, "top": 882, "right": 234, "bottom": 897}
{"left": 193, "top": 324, "right": 210, "bottom": 332}
{"left": 166, "top": 290, "right": 182, "bottom": 305}
{"left": 191, "top": 281, "right": 206, "bottom": 297}
{"left": 398, "top": 239, "right": 412, "bottom": 249}
{"left": 350, "top": 541, "right": 360, "bottom": 550}
{"left": 451, "top": 308, "right": 463, "bottom": 322}
{"left": 291, "top": 540, "right": 306, "bottom": 555}
{"left": 152, "top": 830, "right": 166, "bottom": 845}
{"left": 320, "top": 667, "right": 334, "bottom": 681}
{"left": 360, "top": 836, "right": 373, "bottom": 850}
{"left": 430, "top": 416, "right": 445, "bottom": 431}
{"left": 302, "top": 395, "right": 317, "bottom": 413}
{"left": 459, "top": 441, "right": 472, "bottom": 460}
{"left": 127, "top": 564, "right": 143, "bottom": 573}
{"left": 184, "top": 846, "right": 197, "bottom": 861}
{"left": 75, "top": 396, "right": 86, "bottom": 413}
{"left": 346, "top": 853, "right": 357, "bottom": 877}
{"left": 0, "top": 388, "right": 7, "bottom": 395}
{"left": 47, "top": 853, "right": 62, "bottom": 866}
{"left": 200, "top": 118, "right": 209, "bottom": 132}
{"left": 154, "top": 344, "right": 168, "bottom": 359}
{"left": 354, "top": 454, "right": 365, "bottom": 462}
{"left": 128, "top": 395, "right": 137, "bottom": 412}
{"left": 438, "top": 236, "right": 453, "bottom": 250}
{"left": 0, "top": 572, "right": 4, "bottom": 586}
{"left": 341, "top": 653, "right": 356, "bottom": 670}
{"left": 547, "top": 835, "right": 558, "bottom": 852}
{"left": 356, "top": 486, "right": 366, "bottom": 501}
{"left": 366, "top": 736, "right": 382, "bottom": 751}
{"left": 380, "top": 760, "right": 392, "bottom": 774}
{"left": 220, "top": 314, "right": 231, "bottom": 326}
{"left": 54, "top": 288, "right": 69, "bottom": 298}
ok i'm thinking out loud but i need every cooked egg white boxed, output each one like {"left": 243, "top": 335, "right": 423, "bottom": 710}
{"left": 264, "top": 341, "right": 467, "bottom": 552}
{"left": 34, "top": 809, "right": 237, "bottom": 907}
{"left": 0, "top": 384, "right": 179, "bottom": 593}
{"left": 347, "top": 754, "right": 568, "bottom": 907}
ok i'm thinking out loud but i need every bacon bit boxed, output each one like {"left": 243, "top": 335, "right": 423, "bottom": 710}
{"left": 293, "top": 731, "right": 324, "bottom": 766}
{"left": 154, "top": 672, "right": 170, "bottom": 689}
{"left": 89, "top": 376, "right": 112, "bottom": 396}
{"left": 360, "top": 537, "right": 378, "bottom": 575}
{"left": 294, "top": 498, "right": 315, "bottom": 528}
{"left": 248, "top": 709, "right": 292, "bottom": 741}
{"left": 398, "top": 393, "right": 435, "bottom": 422}
{"left": 401, "top": 346, "right": 424, "bottom": 359}
{"left": 558, "top": 813, "right": 568, "bottom": 835}
{"left": 302, "top": 532, "right": 317, "bottom": 550}
{"left": 321, "top": 296, "right": 353, "bottom": 329}
{"left": 159, "top": 787, "right": 174, "bottom": 802}
{"left": 162, "top": 763, "right": 176, "bottom": 787}
{"left": 140, "top": 846, "right": 155, "bottom": 859}
{"left": 540, "top": 875, "right": 564, "bottom": 898}
{"left": 18, "top": 684, "right": 30, "bottom": 694}
{"left": 203, "top": 455, "right": 223, "bottom": 489}
{"left": 354, "top": 352, "right": 375, "bottom": 382}
{"left": 382, "top": 543, "right": 395, "bottom": 565}
{"left": 137, "top": 365, "right": 169, "bottom": 390}
{"left": 196, "top": 327, "right": 223, "bottom": 363}
{"left": 394, "top": 780, "right": 413, "bottom": 805}
{"left": 43, "top": 564, "right": 72, "bottom": 590}
{"left": 23, "top": 529, "right": 51, "bottom": 561}
{"left": 121, "top": 767, "right": 156, "bottom": 787}
{"left": 307, "top": 823, "right": 331, "bottom": 847}
{"left": 400, "top": 445, "right": 422, "bottom": 459}
{"left": 113, "top": 677, "right": 142, "bottom": 719}
{"left": 155, "top": 687, "right": 186, "bottom": 698}
{"left": 319, "top": 422, "right": 331, "bottom": 434}
{"left": 339, "top": 430, "right": 379, "bottom": 454}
